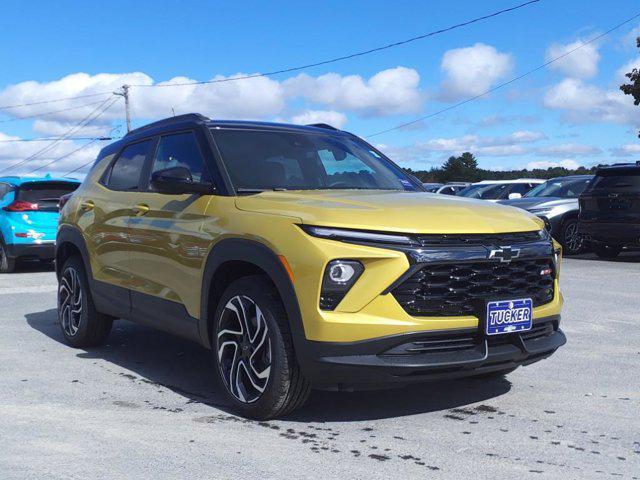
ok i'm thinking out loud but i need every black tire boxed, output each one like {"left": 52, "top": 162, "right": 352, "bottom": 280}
{"left": 0, "top": 241, "right": 16, "bottom": 273}
{"left": 58, "top": 255, "right": 113, "bottom": 347}
{"left": 560, "top": 218, "right": 584, "bottom": 255}
{"left": 212, "top": 275, "right": 310, "bottom": 419}
{"left": 593, "top": 244, "right": 621, "bottom": 259}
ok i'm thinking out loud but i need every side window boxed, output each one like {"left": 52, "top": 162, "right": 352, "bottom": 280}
{"left": 108, "top": 140, "right": 152, "bottom": 191}
{"left": 509, "top": 183, "right": 532, "bottom": 196}
{"left": 0, "top": 183, "right": 8, "bottom": 199}
{"left": 151, "top": 132, "right": 210, "bottom": 184}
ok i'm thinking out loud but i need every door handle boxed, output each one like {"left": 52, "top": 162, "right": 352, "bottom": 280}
{"left": 132, "top": 204, "right": 150, "bottom": 216}
{"left": 80, "top": 201, "right": 94, "bottom": 212}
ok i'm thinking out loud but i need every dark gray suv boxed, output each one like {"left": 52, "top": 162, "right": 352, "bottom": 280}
{"left": 499, "top": 175, "right": 593, "bottom": 255}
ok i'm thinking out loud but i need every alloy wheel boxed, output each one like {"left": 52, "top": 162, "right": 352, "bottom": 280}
{"left": 563, "top": 221, "right": 583, "bottom": 255}
{"left": 216, "top": 295, "right": 272, "bottom": 404}
{"left": 59, "top": 267, "right": 83, "bottom": 337}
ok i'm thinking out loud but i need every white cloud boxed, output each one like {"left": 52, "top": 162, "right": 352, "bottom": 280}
{"left": 290, "top": 110, "right": 347, "bottom": 128}
{"left": 616, "top": 57, "right": 640, "bottom": 83}
{"left": 0, "top": 67, "right": 423, "bottom": 140}
{"left": 536, "top": 143, "right": 601, "bottom": 156}
{"left": 0, "top": 131, "right": 102, "bottom": 176}
{"left": 527, "top": 159, "right": 581, "bottom": 170}
{"left": 543, "top": 78, "right": 640, "bottom": 124}
{"left": 622, "top": 25, "right": 640, "bottom": 49}
{"left": 546, "top": 40, "right": 601, "bottom": 79}
{"left": 31, "top": 119, "right": 112, "bottom": 137}
{"left": 417, "top": 130, "right": 546, "bottom": 156}
{"left": 283, "top": 67, "right": 423, "bottom": 115}
{"left": 610, "top": 143, "right": 640, "bottom": 157}
{"left": 439, "top": 43, "right": 513, "bottom": 100}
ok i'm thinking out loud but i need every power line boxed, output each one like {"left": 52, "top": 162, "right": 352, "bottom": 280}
{"left": 367, "top": 11, "right": 640, "bottom": 138}
{"left": 0, "top": 97, "right": 118, "bottom": 174}
{"left": 0, "top": 99, "right": 109, "bottom": 123}
{"left": 0, "top": 136, "right": 112, "bottom": 143}
{"left": 129, "top": 0, "right": 541, "bottom": 89}
{"left": 0, "top": 91, "right": 112, "bottom": 111}
{"left": 63, "top": 157, "right": 97, "bottom": 176}
{"left": 25, "top": 138, "right": 100, "bottom": 175}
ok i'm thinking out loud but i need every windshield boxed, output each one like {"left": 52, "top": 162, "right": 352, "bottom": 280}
{"left": 457, "top": 183, "right": 510, "bottom": 199}
{"left": 211, "top": 129, "right": 421, "bottom": 192}
{"left": 525, "top": 177, "right": 592, "bottom": 198}
{"left": 588, "top": 170, "right": 640, "bottom": 192}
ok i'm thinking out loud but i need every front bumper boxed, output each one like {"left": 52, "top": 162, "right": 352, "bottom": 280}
{"left": 301, "top": 315, "right": 565, "bottom": 389}
{"left": 4, "top": 242, "right": 55, "bottom": 260}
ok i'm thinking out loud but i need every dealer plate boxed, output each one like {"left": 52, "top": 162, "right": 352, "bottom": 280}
{"left": 486, "top": 298, "right": 533, "bottom": 336}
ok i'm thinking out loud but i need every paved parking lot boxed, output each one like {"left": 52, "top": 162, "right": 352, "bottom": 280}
{"left": 0, "top": 254, "right": 639, "bottom": 479}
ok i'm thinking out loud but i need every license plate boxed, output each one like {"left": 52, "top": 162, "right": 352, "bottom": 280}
{"left": 486, "top": 298, "right": 533, "bottom": 336}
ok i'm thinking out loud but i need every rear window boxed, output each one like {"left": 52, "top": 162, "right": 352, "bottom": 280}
{"left": 589, "top": 169, "right": 640, "bottom": 192}
{"left": 16, "top": 182, "right": 79, "bottom": 211}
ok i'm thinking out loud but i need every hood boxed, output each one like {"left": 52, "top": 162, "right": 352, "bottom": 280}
{"left": 499, "top": 196, "right": 578, "bottom": 211}
{"left": 235, "top": 190, "right": 543, "bottom": 234}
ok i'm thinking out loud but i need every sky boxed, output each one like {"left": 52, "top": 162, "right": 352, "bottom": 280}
{"left": 0, "top": 0, "right": 639, "bottom": 177}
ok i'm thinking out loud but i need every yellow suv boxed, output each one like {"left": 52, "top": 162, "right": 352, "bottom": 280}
{"left": 56, "top": 114, "right": 566, "bottom": 418}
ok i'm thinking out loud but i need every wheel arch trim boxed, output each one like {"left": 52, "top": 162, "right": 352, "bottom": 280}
{"left": 199, "top": 238, "right": 307, "bottom": 355}
{"left": 56, "top": 225, "right": 93, "bottom": 280}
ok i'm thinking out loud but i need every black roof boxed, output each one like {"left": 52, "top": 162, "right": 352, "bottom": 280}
{"left": 100, "top": 113, "right": 346, "bottom": 158}
{"left": 596, "top": 161, "right": 640, "bottom": 172}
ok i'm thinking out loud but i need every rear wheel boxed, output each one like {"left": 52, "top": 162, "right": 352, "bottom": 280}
{"left": 593, "top": 243, "right": 621, "bottom": 259}
{"left": 213, "top": 275, "right": 310, "bottom": 419}
{"left": 560, "top": 218, "right": 584, "bottom": 255}
{"left": 58, "top": 255, "right": 113, "bottom": 347}
{"left": 0, "top": 241, "right": 16, "bottom": 273}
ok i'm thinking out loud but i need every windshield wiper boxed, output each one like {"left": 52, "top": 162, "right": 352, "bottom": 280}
{"left": 236, "top": 187, "right": 289, "bottom": 195}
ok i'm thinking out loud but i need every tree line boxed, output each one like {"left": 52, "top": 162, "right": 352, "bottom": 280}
{"left": 404, "top": 152, "right": 597, "bottom": 183}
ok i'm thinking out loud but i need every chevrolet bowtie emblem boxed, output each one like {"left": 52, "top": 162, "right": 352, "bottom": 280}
{"left": 488, "top": 246, "right": 521, "bottom": 263}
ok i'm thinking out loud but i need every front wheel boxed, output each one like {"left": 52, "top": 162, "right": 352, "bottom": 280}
{"left": 593, "top": 244, "right": 621, "bottom": 259}
{"left": 213, "top": 275, "right": 310, "bottom": 419}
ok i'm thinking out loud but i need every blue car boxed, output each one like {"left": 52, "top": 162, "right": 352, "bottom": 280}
{"left": 0, "top": 175, "right": 80, "bottom": 272}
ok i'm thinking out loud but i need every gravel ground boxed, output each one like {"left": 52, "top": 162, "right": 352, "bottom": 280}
{"left": 0, "top": 254, "right": 639, "bottom": 479}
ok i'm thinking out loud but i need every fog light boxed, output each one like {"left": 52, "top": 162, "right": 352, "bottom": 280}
{"left": 328, "top": 262, "right": 356, "bottom": 284}
{"left": 320, "top": 260, "right": 364, "bottom": 310}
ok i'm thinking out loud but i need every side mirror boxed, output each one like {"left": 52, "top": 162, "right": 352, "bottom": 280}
{"left": 150, "top": 167, "right": 213, "bottom": 195}
{"left": 508, "top": 192, "right": 522, "bottom": 200}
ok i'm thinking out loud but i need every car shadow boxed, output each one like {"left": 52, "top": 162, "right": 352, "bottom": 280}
{"left": 12, "top": 260, "right": 55, "bottom": 273}
{"left": 567, "top": 251, "right": 640, "bottom": 263}
{"left": 26, "top": 308, "right": 512, "bottom": 422}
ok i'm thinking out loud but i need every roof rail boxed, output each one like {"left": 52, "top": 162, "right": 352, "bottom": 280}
{"left": 307, "top": 123, "right": 339, "bottom": 131}
{"left": 126, "top": 113, "right": 211, "bottom": 137}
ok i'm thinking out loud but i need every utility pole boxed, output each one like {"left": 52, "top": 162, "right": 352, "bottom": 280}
{"left": 114, "top": 85, "right": 132, "bottom": 132}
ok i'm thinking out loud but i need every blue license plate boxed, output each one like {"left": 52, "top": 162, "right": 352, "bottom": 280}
{"left": 486, "top": 298, "right": 533, "bottom": 336}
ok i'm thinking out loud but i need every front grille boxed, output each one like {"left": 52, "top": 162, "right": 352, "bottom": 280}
{"left": 392, "top": 258, "right": 555, "bottom": 317}
{"left": 414, "top": 231, "right": 543, "bottom": 246}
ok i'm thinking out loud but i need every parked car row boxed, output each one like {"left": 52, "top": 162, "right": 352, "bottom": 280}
{"left": 499, "top": 175, "right": 592, "bottom": 255}
{"left": 422, "top": 167, "right": 640, "bottom": 258}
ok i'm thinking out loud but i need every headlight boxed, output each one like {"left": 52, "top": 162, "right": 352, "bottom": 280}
{"left": 528, "top": 207, "right": 560, "bottom": 218}
{"left": 300, "top": 225, "right": 416, "bottom": 246}
{"left": 319, "top": 260, "right": 364, "bottom": 310}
